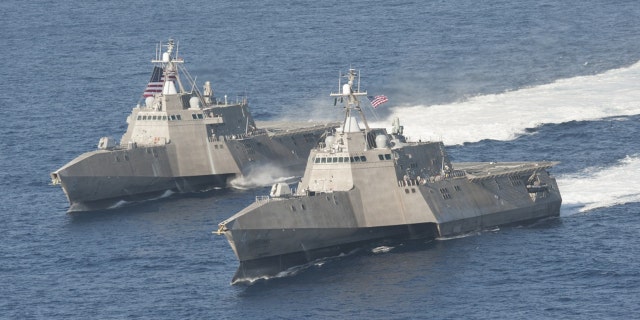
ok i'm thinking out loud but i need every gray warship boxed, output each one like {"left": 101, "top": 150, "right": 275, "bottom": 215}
{"left": 217, "top": 68, "right": 563, "bottom": 283}
{"left": 50, "top": 39, "right": 333, "bottom": 212}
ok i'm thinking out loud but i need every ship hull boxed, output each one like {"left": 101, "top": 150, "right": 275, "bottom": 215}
{"left": 229, "top": 223, "right": 439, "bottom": 283}
{"left": 52, "top": 124, "right": 333, "bottom": 211}
{"left": 224, "top": 196, "right": 561, "bottom": 283}
{"left": 61, "top": 173, "right": 233, "bottom": 212}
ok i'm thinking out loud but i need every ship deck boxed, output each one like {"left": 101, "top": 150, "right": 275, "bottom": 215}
{"left": 454, "top": 161, "right": 559, "bottom": 180}
{"left": 256, "top": 120, "right": 339, "bottom": 136}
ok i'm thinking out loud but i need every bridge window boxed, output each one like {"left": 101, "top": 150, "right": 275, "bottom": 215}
{"left": 360, "top": 156, "right": 367, "bottom": 162}
{"left": 385, "top": 154, "right": 392, "bottom": 160}
{"left": 378, "top": 154, "right": 384, "bottom": 160}
{"left": 321, "top": 158, "right": 326, "bottom": 163}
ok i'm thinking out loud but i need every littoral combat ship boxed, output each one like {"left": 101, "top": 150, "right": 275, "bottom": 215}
{"left": 218, "top": 68, "right": 562, "bottom": 283}
{"left": 51, "top": 39, "right": 333, "bottom": 212}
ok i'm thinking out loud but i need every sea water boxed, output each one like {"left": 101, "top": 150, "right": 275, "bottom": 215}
{"left": 2, "top": 0, "right": 640, "bottom": 318}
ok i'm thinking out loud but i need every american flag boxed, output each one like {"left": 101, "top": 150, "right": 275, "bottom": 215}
{"left": 143, "top": 66, "right": 164, "bottom": 98}
{"left": 367, "top": 95, "right": 388, "bottom": 108}
{"left": 143, "top": 66, "right": 177, "bottom": 98}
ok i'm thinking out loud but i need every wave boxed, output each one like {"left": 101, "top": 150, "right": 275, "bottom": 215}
{"left": 370, "top": 61, "right": 640, "bottom": 145}
{"left": 229, "top": 164, "right": 300, "bottom": 190}
{"left": 558, "top": 155, "right": 640, "bottom": 215}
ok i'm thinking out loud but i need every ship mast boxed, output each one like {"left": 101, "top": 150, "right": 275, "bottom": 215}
{"left": 330, "top": 68, "right": 370, "bottom": 132}
{"left": 151, "top": 39, "right": 185, "bottom": 94}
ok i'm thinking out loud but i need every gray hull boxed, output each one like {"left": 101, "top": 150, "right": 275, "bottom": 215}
{"left": 61, "top": 173, "right": 233, "bottom": 212}
{"left": 52, "top": 123, "right": 332, "bottom": 211}
{"left": 225, "top": 197, "right": 560, "bottom": 282}
{"left": 229, "top": 223, "right": 438, "bottom": 283}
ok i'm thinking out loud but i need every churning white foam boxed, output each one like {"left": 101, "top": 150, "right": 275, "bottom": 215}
{"left": 371, "top": 61, "right": 640, "bottom": 145}
{"left": 228, "top": 164, "right": 299, "bottom": 190}
{"left": 558, "top": 155, "right": 640, "bottom": 215}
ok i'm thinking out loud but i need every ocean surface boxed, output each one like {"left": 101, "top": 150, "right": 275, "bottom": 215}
{"left": 3, "top": 0, "right": 640, "bottom": 318}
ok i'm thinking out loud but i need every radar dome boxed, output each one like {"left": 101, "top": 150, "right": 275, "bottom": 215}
{"left": 189, "top": 97, "right": 200, "bottom": 109}
{"left": 342, "top": 83, "right": 351, "bottom": 94}
{"left": 145, "top": 97, "right": 154, "bottom": 108}
{"left": 375, "top": 134, "right": 389, "bottom": 149}
{"left": 325, "top": 135, "right": 335, "bottom": 147}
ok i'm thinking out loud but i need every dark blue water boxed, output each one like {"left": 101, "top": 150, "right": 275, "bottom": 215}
{"left": 3, "top": 0, "right": 640, "bottom": 318}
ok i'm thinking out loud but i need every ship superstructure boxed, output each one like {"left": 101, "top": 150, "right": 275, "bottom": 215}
{"left": 218, "top": 68, "right": 562, "bottom": 283}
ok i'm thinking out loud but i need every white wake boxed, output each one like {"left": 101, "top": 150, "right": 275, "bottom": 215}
{"left": 228, "top": 164, "right": 299, "bottom": 190}
{"left": 558, "top": 155, "right": 640, "bottom": 215}
{"left": 370, "top": 61, "right": 640, "bottom": 145}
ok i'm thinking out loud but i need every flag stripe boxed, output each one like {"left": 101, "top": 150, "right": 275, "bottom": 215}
{"left": 368, "top": 95, "right": 388, "bottom": 108}
{"left": 143, "top": 66, "right": 177, "bottom": 97}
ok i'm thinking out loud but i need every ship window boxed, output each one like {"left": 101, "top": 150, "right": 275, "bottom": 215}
{"left": 152, "top": 115, "right": 157, "bottom": 120}
{"left": 350, "top": 157, "right": 355, "bottom": 162}
{"left": 360, "top": 156, "right": 367, "bottom": 162}
{"left": 162, "top": 116, "right": 167, "bottom": 121}
{"left": 378, "top": 154, "right": 384, "bottom": 160}
{"left": 301, "top": 204, "right": 306, "bottom": 210}
{"left": 142, "top": 115, "right": 148, "bottom": 120}
{"left": 169, "top": 115, "right": 175, "bottom": 121}
{"left": 314, "top": 157, "right": 320, "bottom": 163}
{"left": 321, "top": 158, "right": 326, "bottom": 163}
{"left": 198, "top": 114, "right": 204, "bottom": 119}
{"left": 338, "top": 157, "right": 344, "bottom": 163}
{"left": 385, "top": 154, "right": 391, "bottom": 160}
{"left": 411, "top": 188, "right": 416, "bottom": 193}
{"left": 354, "top": 156, "right": 361, "bottom": 162}
{"left": 137, "top": 115, "right": 141, "bottom": 120}
{"left": 332, "top": 157, "right": 338, "bottom": 163}
{"left": 192, "top": 114, "right": 198, "bottom": 119}
{"left": 176, "top": 115, "right": 182, "bottom": 120}
{"left": 405, "top": 188, "right": 410, "bottom": 194}
{"left": 327, "top": 157, "right": 333, "bottom": 163}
